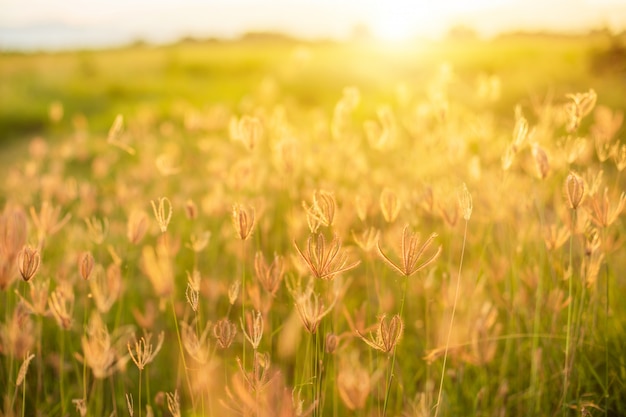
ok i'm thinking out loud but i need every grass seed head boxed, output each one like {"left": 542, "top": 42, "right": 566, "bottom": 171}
{"left": 531, "top": 144, "right": 550, "bottom": 180}
{"left": 565, "top": 172, "right": 585, "bottom": 210}
{"left": 232, "top": 203, "right": 255, "bottom": 240}
{"left": 241, "top": 309, "right": 264, "bottom": 350}
{"left": 128, "top": 331, "right": 165, "bottom": 370}
{"left": 78, "top": 251, "right": 95, "bottom": 280}
{"left": 380, "top": 188, "right": 401, "bottom": 223}
{"left": 357, "top": 314, "right": 404, "bottom": 353}
{"left": 293, "top": 233, "right": 360, "bottom": 281}
{"left": 150, "top": 197, "right": 173, "bottom": 234}
{"left": 214, "top": 317, "right": 238, "bottom": 349}
{"left": 17, "top": 245, "right": 40, "bottom": 282}
{"left": 457, "top": 183, "right": 473, "bottom": 221}
{"left": 254, "top": 251, "right": 285, "bottom": 296}
{"left": 377, "top": 225, "right": 442, "bottom": 277}
{"left": 127, "top": 210, "right": 149, "bottom": 245}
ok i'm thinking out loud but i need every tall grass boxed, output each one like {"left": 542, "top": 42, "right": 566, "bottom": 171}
{"left": 0, "top": 40, "right": 625, "bottom": 417}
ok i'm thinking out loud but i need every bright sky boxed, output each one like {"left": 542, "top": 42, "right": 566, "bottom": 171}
{"left": 1, "top": 0, "right": 625, "bottom": 48}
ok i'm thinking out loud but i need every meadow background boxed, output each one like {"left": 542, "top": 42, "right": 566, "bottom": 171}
{"left": 0, "top": 29, "right": 625, "bottom": 417}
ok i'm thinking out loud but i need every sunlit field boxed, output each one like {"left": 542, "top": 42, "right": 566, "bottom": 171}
{"left": 1, "top": 33, "right": 625, "bottom": 417}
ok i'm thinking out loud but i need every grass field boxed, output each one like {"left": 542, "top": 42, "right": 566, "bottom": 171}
{"left": 0, "top": 33, "right": 625, "bottom": 416}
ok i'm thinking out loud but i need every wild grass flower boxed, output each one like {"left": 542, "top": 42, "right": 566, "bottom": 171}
{"left": 565, "top": 89, "right": 597, "bottom": 132}
{"left": 352, "top": 227, "right": 380, "bottom": 253}
{"left": 231, "top": 115, "right": 263, "bottom": 150}
{"left": 565, "top": 172, "right": 585, "bottom": 210}
{"left": 241, "top": 309, "right": 264, "bottom": 350}
{"left": 586, "top": 187, "right": 626, "bottom": 228}
{"left": 290, "top": 277, "right": 336, "bottom": 334}
{"left": 380, "top": 188, "right": 401, "bottom": 223}
{"left": 237, "top": 350, "right": 275, "bottom": 393}
{"left": 90, "top": 263, "right": 122, "bottom": 313}
{"left": 354, "top": 194, "right": 371, "bottom": 222}
{"left": 185, "top": 282, "right": 199, "bottom": 312}
{"left": 377, "top": 225, "right": 441, "bottom": 277}
{"left": 357, "top": 314, "right": 404, "bottom": 354}
{"left": 293, "top": 233, "right": 360, "bottom": 281}
{"left": 303, "top": 190, "right": 335, "bottom": 232}
{"left": 16, "top": 278, "right": 49, "bottom": 315}
{"left": 213, "top": 317, "right": 237, "bottom": 349}
{"left": 337, "top": 352, "right": 371, "bottom": 410}
{"left": 166, "top": 390, "right": 181, "bottom": 417}
{"left": 127, "top": 210, "right": 149, "bottom": 244}
{"left": 17, "top": 245, "right": 40, "bottom": 282}
{"left": 254, "top": 251, "right": 285, "bottom": 296}
{"left": 128, "top": 331, "right": 165, "bottom": 370}
{"left": 155, "top": 153, "right": 181, "bottom": 176}
{"left": 458, "top": 183, "right": 473, "bottom": 221}
{"left": 49, "top": 284, "right": 74, "bottom": 330}
{"left": 0, "top": 205, "right": 27, "bottom": 263}
{"left": 232, "top": 203, "right": 255, "bottom": 240}
{"left": 325, "top": 333, "right": 339, "bottom": 354}
{"left": 81, "top": 312, "right": 131, "bottom": 379}
{"left": 543, "top": 223, "right": 571, "bottom": 251}
{"left": 184, "top": 199, "right": 198, "bottom": 220}
{"left": 85, "top": 216, "right": 109, "bottom": 244}
{"left": 151, "top": 197, "right": 173, "bottom": 233}
{"left": 186, "top": 230, "right": 211, "bottom": 252}
{"left": 591, "top": 105, "right": 622, "bottom": 144}
{"left": 15, "top": 351, "right": 35, "bottom": 386}
{"left": 531, "top": 143, "right": 550, "bottom": 179}
{"left": 1, "top": 301, "right": 35, "bottom": 357}
{"left": 512, "top": 112, "right": 529, "bottom": 151}
{"left": 30, "top": 201, "right": 71, "bottom": 244}
{"left": 613, "top": 144, "right": 626, "bottom": 171}
{"left": 229, "top": 279, "right": 241, "bottom": 305}
{"left": 181, "top": 319, "right": 212, "bottom": 363}
{"left": 73, "top": 398, "right": 87, "bottom": 417}
{"left": 78, "top": 251, "right": 95, "bottom": 280}
{"left": 141, "top": 241, "right": 174, "bottom": 298}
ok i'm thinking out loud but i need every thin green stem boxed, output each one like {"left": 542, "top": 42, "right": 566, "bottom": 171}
{"left": 434, "top": 218, "right": 468, "bottom": 417}
{"left": 382, "top": 274, "right": 409, "bottom": 417}
{"left": 60, "top": 330, "right": 66, "bottom": 416}
{"left": 138, "top": 369, "right": 143, "bottom": 417}
{"left": 170, "top": 297, "right": 194, "bottom": 409}
{"left": 562, "top": 209, "right": 576, "bottom": 415}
